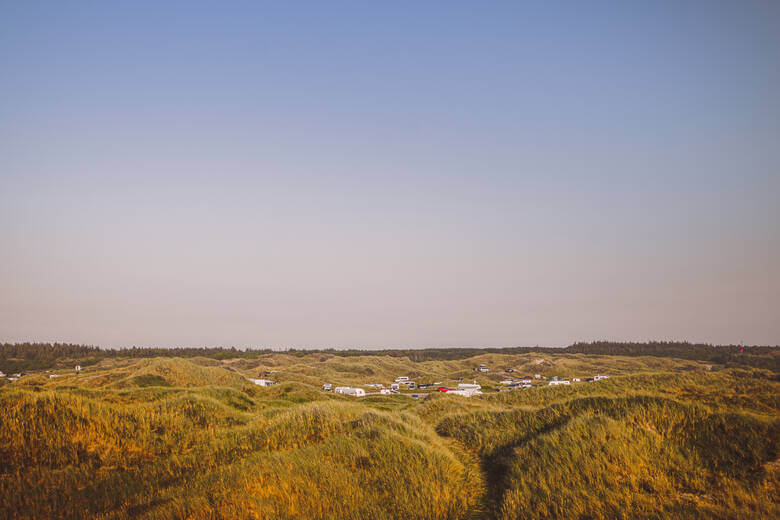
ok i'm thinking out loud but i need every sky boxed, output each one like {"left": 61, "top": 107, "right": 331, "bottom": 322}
{"left": 1, "top": 1, "right": 778, "bottom": 348}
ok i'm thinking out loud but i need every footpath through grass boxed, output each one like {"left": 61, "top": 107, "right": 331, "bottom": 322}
{"left": 0, "top": 352, "right": 778, "bottom": 519}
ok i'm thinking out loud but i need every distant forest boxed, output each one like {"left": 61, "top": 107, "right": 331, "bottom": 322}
{"left": 1, "top": 341, "right": 777, "bottom": 373}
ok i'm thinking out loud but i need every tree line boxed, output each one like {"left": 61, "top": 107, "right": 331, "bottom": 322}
{"left": 1, "top": 340, "right": 777, "bottom": 373}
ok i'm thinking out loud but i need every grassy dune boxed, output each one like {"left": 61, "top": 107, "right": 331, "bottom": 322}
{"left": 1, "top": 351, "right": 778, "bottom": 519}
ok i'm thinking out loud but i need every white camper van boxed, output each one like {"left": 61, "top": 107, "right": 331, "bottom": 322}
{"left": 334, "top": 387, "right": 366, "bottom": 397}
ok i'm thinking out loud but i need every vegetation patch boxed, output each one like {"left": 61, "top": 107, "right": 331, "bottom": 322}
{"left": 1, "top": 347, "right": 778, "bottom": 519}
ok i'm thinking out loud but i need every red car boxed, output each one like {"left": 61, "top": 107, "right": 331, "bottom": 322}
{"left": 436, "top": 387, "right": 452, "bottom": 392}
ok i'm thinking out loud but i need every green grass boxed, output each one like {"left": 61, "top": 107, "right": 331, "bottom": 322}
{"left": 1, "top": 352, "right": 778, "bottom": 519}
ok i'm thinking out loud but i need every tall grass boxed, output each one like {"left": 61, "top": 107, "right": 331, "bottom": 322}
{"left": 0, "top": 355, "right": 777, "bottom": 519}
{"left": 0, "top": 388, "right": 481, "bottom": 519}
{"left": 435, "top": 392, "right": 779, "bottom": 519}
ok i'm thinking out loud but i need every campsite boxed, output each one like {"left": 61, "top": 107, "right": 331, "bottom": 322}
{"left": 1, "top": 342, "right": 778, "bottom": 519}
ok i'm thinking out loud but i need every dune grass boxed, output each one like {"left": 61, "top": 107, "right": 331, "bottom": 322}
{"left": 0, "top": 352, "right": 778, "bottom": 519}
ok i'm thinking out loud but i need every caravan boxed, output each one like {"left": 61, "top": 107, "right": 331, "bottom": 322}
{"left": 334, "top": 387, "right": 366, "bottom": 397}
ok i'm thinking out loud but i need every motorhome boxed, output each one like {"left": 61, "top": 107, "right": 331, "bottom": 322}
{"left": 449, "top": 382, "right": 483, "bottom": 397}
{"left": 249, "top": 378, "right": 276, "bottom": 387}
{"left": 334, "top": 387, "right": 366, "bottom": 397}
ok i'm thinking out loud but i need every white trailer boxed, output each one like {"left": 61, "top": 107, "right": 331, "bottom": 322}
{"left": 334, "top": 387, "right": 366, "bottom": 397}
{"left": 249, "top": 378, "right": 276, "bottom": 386}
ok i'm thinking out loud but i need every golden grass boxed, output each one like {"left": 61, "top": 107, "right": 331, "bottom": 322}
{"left": 0, "top": 354, "right": 777, "bottom": 519}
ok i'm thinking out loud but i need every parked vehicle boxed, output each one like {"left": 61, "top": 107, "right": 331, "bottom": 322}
{"left": 249, "top": 378, "right": 276, "bottom": 386}
{"left": 334, "top": 387, "right": 365, "bottom": 397}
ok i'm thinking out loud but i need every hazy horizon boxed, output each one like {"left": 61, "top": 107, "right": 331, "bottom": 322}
{"left": 4, "top": 341, "right": 773, "bottom": 351}
{"left": 2, "top": 2, "right": 779, "bottom": 349}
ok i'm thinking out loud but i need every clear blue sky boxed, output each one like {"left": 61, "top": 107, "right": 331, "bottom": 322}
{"left": 1, "top": 1, "right": 778, "bottom": 347}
